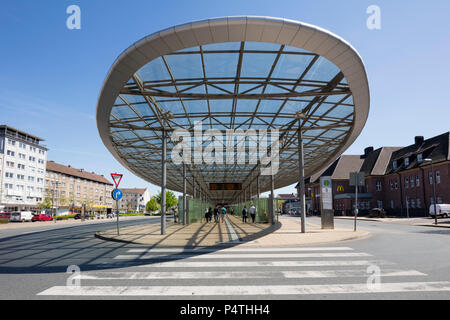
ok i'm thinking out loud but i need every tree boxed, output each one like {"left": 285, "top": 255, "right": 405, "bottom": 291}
{"left": 156, "top": 190, "right": 178, "bottom": 210}
{"left": 146, "top": 198, "right": 158, "bottom": 212}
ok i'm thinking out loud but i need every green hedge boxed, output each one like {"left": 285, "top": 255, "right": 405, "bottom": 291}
{"left": 0, "top": 218, "right": 9, "bottom": 224}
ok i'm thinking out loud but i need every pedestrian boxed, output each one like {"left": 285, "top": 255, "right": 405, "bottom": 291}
{"left": 214, "top": 206, "right": 219, "bottom": 222}
{"left": 249, "top": 204, "right": 256, "bottom": 223}
{"left": 208, "top": 207, "right": 213, "bottom": 222}
{"left": 242, "top": 206, "right": 248, "bottom": 223}
{"left": 204, "top": 207, "right": 209, "bottom": 223}
{"left": 221, "top": 206, "right": 226, "bottom": 223}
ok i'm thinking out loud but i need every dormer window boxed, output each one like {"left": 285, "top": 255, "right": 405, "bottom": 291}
{"left": 393, "top": 160, "right": 397, "bottom": 170}
{"left": 404, "top": 157, "right": 409, "bottom": 167}
{"left": 417, "top": 153, "right": 423, "bottom": 163}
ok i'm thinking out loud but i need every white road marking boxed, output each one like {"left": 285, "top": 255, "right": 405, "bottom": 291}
{"left": 136, "top": 260, "right": 387, "bottom": 268}
{"left": 75, "top": 269, "right": 426, "bottom": 280}
{"left": 114, "top": 252, "right": 371, "bottom": 260}
{"left": 126, "top": 247, "right": 355, "bottom": 253}
{"left": 37, "top": 281, "right": 450, "bottom": 296}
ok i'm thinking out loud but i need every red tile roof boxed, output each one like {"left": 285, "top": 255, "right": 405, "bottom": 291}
{"left": 46, "top": 161, "right": 113, "bottom": 185}
{"left": 121, "top": 188, "right": 147, "bottom": 195}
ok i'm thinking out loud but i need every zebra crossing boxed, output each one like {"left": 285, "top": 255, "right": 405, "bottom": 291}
{"left": 37, "top": 245, "right": 450, "bottom": 297}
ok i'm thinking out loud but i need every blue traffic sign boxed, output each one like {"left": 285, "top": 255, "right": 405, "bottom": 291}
{"left": 111, "top": 189, "right": 123, "bottom": 201}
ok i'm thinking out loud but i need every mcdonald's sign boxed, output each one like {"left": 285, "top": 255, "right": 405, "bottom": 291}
{"left": 337, "top": 185, "right": 344, "bottom": 192}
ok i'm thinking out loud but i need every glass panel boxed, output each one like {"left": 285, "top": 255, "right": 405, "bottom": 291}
{"left": 272, "top": 53, "right": 314, "bottom": 79}
{"left": 241, "top": 53, "right": 277, "bottom": 78}
{"left": 202, "top": 42, "right": 241, "bottom": 51}
{"left": 304, "top": 56, "right": 340, "bottom": 82}
{"left": 183, "top": 100, "right": 208, "bottom": 113}
{"left": 111, "top": 106, "right": 136, "bottom": 119}
{"left": 136, "top": 57, "right": 171, "bottom": 82}
{"left": 245, "top": 42, "right": 282, "bottom": 51}
{"left": 209, "top": 99, "right": 232, "bottom": 113}
{"left": 236, "top": 99, "right": 259, "bottom": 113}
{"left": 164, "top": 53, "right": 204, "bottom": 79}
{"left": 204, "top": 53, "right": 238, "bottom": 78}
{"left": 158, "top": 100, "right": 185, "bottom": 114}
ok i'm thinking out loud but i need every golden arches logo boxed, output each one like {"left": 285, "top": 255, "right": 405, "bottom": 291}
{"left": 337, "top": 185, "right": 344, "bottom": 192}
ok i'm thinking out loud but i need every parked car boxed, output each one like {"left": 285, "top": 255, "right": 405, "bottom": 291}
{"left": 74, "top": 213, "right": 84, "bottom": 220}
{"left": 10, "top": 211, "right": 33, "bottom": 222}
{"left": 368, "top": 208, "right": 386, "bottom": 218}
{"left": 429, "top": 204, "right": 450, "bottom": 218}
{"left": 0, "top": 212, "right": 11, "bottom": 219}
{"left": 31, "top": 214, "right": 53, "bottom": 222}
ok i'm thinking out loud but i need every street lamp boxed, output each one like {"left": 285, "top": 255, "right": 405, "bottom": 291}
{"left": 51, "top": 181, "right": 60, "bottom": 223}
{"left": 424, "top": 158, "right": 438, "bottom": 225}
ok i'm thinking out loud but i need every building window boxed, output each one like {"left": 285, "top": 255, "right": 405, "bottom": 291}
{"left": 390, "top": 200, "right": 395, "bottom": 209}
{"left": 429, "top": 172, "right": 433, "bottom": 185}
{"left": 405, "top": 178, "right": 409, "bottom": 188}
{"left": 431, "top": 197, "right": 435, "bottom": 205}
{"left": 411, "top": 199, "right": 416, "bottom": 209}
{"left": 410, "top": 176, "right": 414, "bottom": 188}
{"left": 417, "top": 198, "right": 421, "bottom": 208}
{"left": 416, "top": 175, "right": 420, "bottom": 187}
{"left": 404, "top": 157, "right": 409, "bottom": 167}
{"left": 437, "top": 197, "right": 443, "bottom": 204}
{"left": 393, "top": 160, "right": 397, "bottom": 170}
{"left": 377, "top": 200, "right": 383, "bottom": 209}
{"left": 417, "top": 153, "right": 423, "bottom": 163}
{"left": 436, "top": 171, "right": 441, "bottom": 184}
{"left": 376, "top": 181, "right": 382, "bottom": 191}
{"left": 394, "top": 180, "right": 398, "bottom": 189}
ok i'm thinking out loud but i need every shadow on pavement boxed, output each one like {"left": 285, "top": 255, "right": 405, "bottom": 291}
{"left": 0, "top": 219, "right": 281, "bottom": 275}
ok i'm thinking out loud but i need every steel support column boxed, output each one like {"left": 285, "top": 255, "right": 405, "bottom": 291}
{"left": 270, "top": 174, "right": 275, "bottom": 225}
{"left": 183, "top": 163, "right": 186, "bottom": 225}
{"left": 298, "top": 122, "right": 306, "bottom": 233}
{"left": 161, "top": 130, "right": 167, "bottom": 235}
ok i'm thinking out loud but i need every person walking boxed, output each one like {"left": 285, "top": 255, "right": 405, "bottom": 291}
{"left": 204, "top": 207, "right": 209, "bottom": 223}
{"left": 214, "top": 206, "right": 219, "bottom": 223}
{"left": 208, "top": 207, "right": 213, "bottom": 222}
{"left": 249, "top": 204, "right": 256, "bottom": 223}
{"left": 242, "top": 206, "right": 248, "bottom": 223}
{"left": 221, "top": 206, "right": 226, "bottom": 223}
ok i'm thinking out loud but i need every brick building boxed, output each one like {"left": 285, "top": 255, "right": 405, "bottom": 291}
{"left": 300, "top": 132, "right": 450, "bottom": 217}
{"left": 45, "top": 161, "right": 114, "bottom": 215}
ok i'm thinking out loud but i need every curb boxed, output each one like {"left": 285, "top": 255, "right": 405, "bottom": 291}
{"left": 415, "top": 224, "right": 450, "bottom": 229}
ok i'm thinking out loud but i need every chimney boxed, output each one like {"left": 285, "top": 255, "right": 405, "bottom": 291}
{"left": 361, "top": 146, "right": 374, "bottom": 159}
{"left": 415, "top": 136, "right": 424, "bottom": 146}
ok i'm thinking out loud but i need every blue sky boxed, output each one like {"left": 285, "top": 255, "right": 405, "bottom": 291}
{"left": 1, "top": 0, "right": 450, "bottom": 198}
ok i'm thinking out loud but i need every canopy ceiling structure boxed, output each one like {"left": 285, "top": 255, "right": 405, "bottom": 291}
{"left": 97, "top": 16, "right": 370, "bottom": 204}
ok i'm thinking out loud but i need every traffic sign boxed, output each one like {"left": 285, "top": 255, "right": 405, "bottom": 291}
{"left": 349, "top": 172, "right": 365, "bottom": 186}
{"left": 111, "top": 189, "right": 123, "bottom": 201}
{"left": 111, "top": 173, "right": 123, "bottom": 188}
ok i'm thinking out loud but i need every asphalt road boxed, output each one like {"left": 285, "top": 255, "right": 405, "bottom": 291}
{"left": 1, "top": 215, "right": 450, "bottom": 300}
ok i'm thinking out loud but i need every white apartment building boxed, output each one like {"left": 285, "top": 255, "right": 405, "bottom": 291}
{"left": 118, "top": 188, "right": 151, "bottom": 213}
{"left": 0, "top": 125, "right": 47, "bottom": 212}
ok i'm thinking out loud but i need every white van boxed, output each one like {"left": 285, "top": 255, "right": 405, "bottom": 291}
{"left": 429, "top": 204, "right": 450, "bottom": 218}
{"left": 10, "top": 211, "right": 34, "bottom": 222}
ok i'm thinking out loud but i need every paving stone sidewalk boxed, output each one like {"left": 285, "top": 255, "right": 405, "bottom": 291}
{"left": 96, "top": 214, "right": 369, "bottom": 247}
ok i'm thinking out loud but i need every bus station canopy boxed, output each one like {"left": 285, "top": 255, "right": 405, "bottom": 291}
{"left": 96, "top": 16, "right": 369, "bottom": 203}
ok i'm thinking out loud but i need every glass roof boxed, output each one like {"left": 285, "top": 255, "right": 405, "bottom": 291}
{"left": 108, "top": 41, "right": 354, "bottom": 202}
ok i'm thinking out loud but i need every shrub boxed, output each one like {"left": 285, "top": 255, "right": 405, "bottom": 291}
{"left": 0, "top": 218, "right": 9, "bottom": 224}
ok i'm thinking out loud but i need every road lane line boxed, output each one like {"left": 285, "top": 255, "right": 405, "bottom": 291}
{"left": 37, "top": 281, "right": 450, "bottom": 296}
{"left": 114, "top": 252, "right": 371, "bottom": 260}
{"left": 126, "top": 247, "right": 355, "bottom": 253}
{"left": 75, "top": 269, "right": 426, "bottom": 280}
{"left": 136, "top": 260, "right": 388, "bottom": 268}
